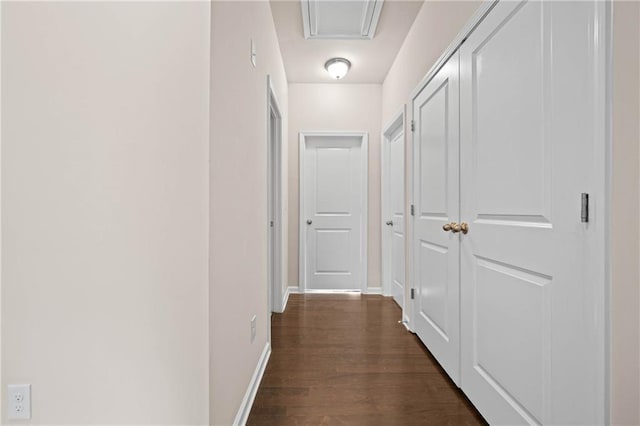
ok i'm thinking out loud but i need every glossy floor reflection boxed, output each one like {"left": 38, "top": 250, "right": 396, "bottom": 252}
{"left": 247, "top": 294, "right": 486, "bottom": 425}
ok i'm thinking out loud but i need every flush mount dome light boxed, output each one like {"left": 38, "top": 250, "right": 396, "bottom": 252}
{"left": 325, "top": 58, "right": 351, "bottom": 80}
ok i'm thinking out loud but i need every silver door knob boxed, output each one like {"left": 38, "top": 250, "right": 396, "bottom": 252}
{"left": 306, "top": 219, "right": 312, "bottom": 225}
{"left": 386, "top": 221, "right": 393, "bottom": 226}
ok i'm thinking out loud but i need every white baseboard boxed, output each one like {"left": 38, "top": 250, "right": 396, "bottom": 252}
{"left": 233, "top": 342, "right": 271, "bottom": 426}
{"left": 281, "top": 286, "right": 299, "bottom": 312}
{"left": 292, "top": 286, "right": 387, "bottom": 295}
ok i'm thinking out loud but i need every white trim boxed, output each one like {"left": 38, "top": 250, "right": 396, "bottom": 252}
{"left": 599, "top": 1, "right": 613, "bottom": 421}
{"left": 363, "top": 287, "right": 383, "bottom": 295}
{"left": 281, "top": 286, "right": 290, "bottom": 312}
{"left": 603, "top": 2, "right": 613, "bottom": 422}
{"left": 281, "top": 286, "right": 300, "bottom": 312}
{"left": 304, "top": 289, "right": 362, "bottom": 294}
{"left": 267, "top": 76, "right": 284, "bottom": 319}
{"left": 381, "top": 106, "right": 406, "bottom": 303}
{"left": 233, "top": 342, "right": 271, "bottom": 426}
{"left": 299, "top": 131, "right": 369, "bottom": 293}
{"left": 410, "top": 1, "right": 498, "bottom": 103}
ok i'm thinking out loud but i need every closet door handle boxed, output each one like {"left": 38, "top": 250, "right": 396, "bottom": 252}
{"left": 460, "top": 222, "right": 469, "bottom": 234}
{"left": 386, "top": 221, "right": 393, "bottom": 226}
{"left": 306, "top": 219, "right": 312, "bottom": 225}
{"left": 443, "top": 222, "right": 455, "bottom": 232}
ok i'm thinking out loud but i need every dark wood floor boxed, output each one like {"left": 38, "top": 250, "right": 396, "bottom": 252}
{"left": 247, "top": 294, "right": 486, "bottom": 425}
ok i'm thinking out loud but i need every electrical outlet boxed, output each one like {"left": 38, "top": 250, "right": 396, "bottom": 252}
{"left": 8, "top": 384, "right": 31, "bottom": 420}
{"left": 251, "top": 315, "right": 257, "bottom": 343}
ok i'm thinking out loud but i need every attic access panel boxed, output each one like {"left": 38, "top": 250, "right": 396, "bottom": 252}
{"left": 302, "top": 0, "right": 384, "bottom": 40}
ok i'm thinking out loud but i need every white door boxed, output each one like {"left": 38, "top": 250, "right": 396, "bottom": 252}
{"left": 300, "top": 133, "right": 368, "bottom": 292}
{"left": 382, "top": 117, "right": 405, "bottom": 307}
{"left": 460, "top": 1, "right": 606, "bottom": 424}
{"left": 412, "top": 52, "right": 461, "bottom": 385}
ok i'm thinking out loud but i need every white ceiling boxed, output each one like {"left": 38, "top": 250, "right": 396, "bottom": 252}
{"left": 270, "top": 0, "right": 423, "bottom": 84}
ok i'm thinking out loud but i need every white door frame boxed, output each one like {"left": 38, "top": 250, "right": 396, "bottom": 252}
{"left": 381, "top": 106, "right": 405, "bottom": 300}
{"left": 267, "top": 76, "right": 283, "bottom": 319}
{"left": 299, "top": 131, "right": 368, "bottom": 293}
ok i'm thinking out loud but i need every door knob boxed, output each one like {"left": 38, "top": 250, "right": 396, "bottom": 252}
{"left": 443, "top": 222, "right": 456, "bottom": 232}
{"left": 386, "top": 221, "right": 394, "bottom": 226}
{"left": 306, "top": 219, "right": 312, "bottom": 225}
{"left": 450, "top": 222, "right": 469, "bottom": 234}
{"left": 460, "top": 222, "right": 469, "bottom": 234}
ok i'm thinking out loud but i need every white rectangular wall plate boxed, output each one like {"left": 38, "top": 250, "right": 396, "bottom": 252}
{"left": 8, "top": 384, "right": 31, "bottom": 420}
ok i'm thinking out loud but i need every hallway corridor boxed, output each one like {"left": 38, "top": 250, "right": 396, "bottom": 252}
{"left": 248, "top": 295, "right": 486, "bottom": 425}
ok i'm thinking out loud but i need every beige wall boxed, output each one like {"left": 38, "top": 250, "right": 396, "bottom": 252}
{"left": 287, "top": 83, "right": 382, "bottom": 289}
{"left": 1, "top": 2, "right": 210, "bottom": 424}
{"left": 612, "top": 1, "right": 640, "bottom": 424}
{"left": 210, "top": 2, "right": 288, "bottom": 424}
{"left": 381, "top": 0, "right": 481, "bottom": 328}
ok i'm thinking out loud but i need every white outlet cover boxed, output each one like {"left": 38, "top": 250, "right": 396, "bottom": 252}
{"left": 8, "top": 384, "right": 31, "bottom": 420}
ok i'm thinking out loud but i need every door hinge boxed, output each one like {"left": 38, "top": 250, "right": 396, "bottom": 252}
{"left": 410, "top": 204, "right": 415, "bottom": 216}
{"left": 410, "top": 120, "right": 415, "bottom": 132}
{"left": 270, "top": 220, "right": 274, "bottom": 228}
{"left": 410, "top": 288, "right": 415, "bottom": 299}
{"left": 581, "top": 193, "right": 589, "bottom": 223}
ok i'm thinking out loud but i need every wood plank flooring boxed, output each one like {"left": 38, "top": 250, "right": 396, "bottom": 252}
{"left": 247, "top": 294, "right": 486, "bottom": 425}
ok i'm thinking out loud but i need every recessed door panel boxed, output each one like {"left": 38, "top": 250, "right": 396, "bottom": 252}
{"left": 474, "top": 257, "right": 549, "bottom": 424}
{"left": 315, "top": 228, "right": 352, "bottom": 273}
{"left": 473, "top": 1, "right": 548, "bottom": 220}
{"left": 419, "top": 84, "right": 448, "bottom": 217}
{"left": 412, "top": 51, "right": 460, "bottom": 385}
{"left": 316, "top": 148, "right": 352, "bottom": 215}
{"left": 391, "top": 227, "right": 404, "bottom": 304}
{"left": 419, "top": 241, "right": 449, "bottom": 339}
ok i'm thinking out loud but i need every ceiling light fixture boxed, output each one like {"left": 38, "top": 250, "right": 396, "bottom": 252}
{"left": 324, "top": 58, "right": 351, "bottom": 80}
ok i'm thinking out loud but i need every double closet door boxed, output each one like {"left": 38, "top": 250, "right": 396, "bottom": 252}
{"left": 412, "top": 1, "right": 607, "bottom": 424}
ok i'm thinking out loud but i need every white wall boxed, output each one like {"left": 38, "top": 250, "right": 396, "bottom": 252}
{"left": 381, "top": 0, "right": 481, "bottom": 329}
{"left": 209, "top": 2, "right": 288, "bottom": 424}
{"left": 287, "top": 83, "right": 382, "bottom": 290}
{"left": 1, "top": 2, "right": 210, "bottom": 424}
